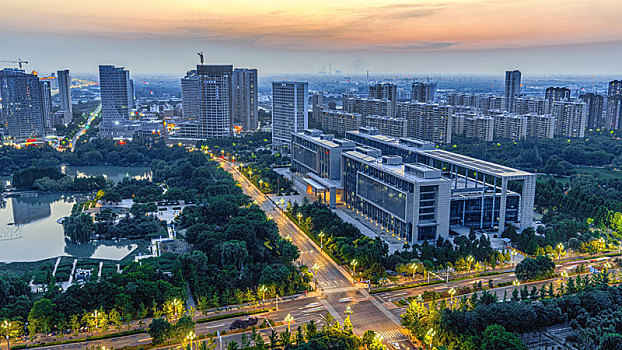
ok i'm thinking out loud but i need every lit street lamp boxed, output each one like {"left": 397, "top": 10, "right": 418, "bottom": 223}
{"left": 560, "top": 271, "right": 568, "bottom": 283}
{"left": 297, "top": 212, "right": 303, "bottom": 224}
{"left": 556, "top": 243, "right": 565, "bottom": 259}
{"left": 351, "top": 259, "right": 358, "bottom": 280}
{"left": 2, "top": 320, "right": 11, "bottom": 350}
{"left": 448, "top": 287, "right": 456, "bottom": 309}
{"left": 512, "top": 279, "right": 520, "bottom": 287}
{"left": 345, "top": 305, "right": 353, "bottom": 315}
{"left": 318, "top": 231, "right": 325, "bottom": 252}
{"left": 510, "top": 250, "right": 518, "bottom": 264}
{"left": 467, "top": 255, "right": 474, "bottom": 274}
{"left": 259, "top": 285, "right": 267, "bottom": 305}
{"left": 410, "top": 263, "right": 418, "bottom": 279}
{"left": 415, "top": 294, "right": 423, "bottom": 318}
{"left": 312, "top": 264, "right": 320, "bottom": 290}
{"left": 91, "top": 310, "right": 100, "bottom": 332}
{"left": 426, "top": 328, "right": 436, "bottom": 350}
{"left": 186, "top": 331, "right": 196, "bottom": 350}
{"left": 284, "top": 314, "right": 294, "bottom": 331}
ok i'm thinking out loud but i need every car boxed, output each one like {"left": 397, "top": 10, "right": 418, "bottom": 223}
{"left": 339, "top": 297, "right": 353, "bottom": 303}
{"left": 391, "top": 342, "right": 401, "bottom": 349}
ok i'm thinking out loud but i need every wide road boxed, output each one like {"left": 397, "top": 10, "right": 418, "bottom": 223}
{"left": 219, "top": 159, "right": 414, "bottom": 349}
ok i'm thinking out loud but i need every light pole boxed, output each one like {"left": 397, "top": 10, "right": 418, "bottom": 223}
{"left": 2, "top": 320, "right": 11, "bottom": 350}
{"left": 91, "top": 310, "right": 100, "bottom": 333}
{"left": 426, "top": 328, "right": 436, "bottom": 350}
{"left": 186, "top": 331, "right": 196, "bottom": 350}
{"left": 312, "top": 264, "right": 319, "bottom": 290}
{"left": 512, "top": 279, "right": 520, "bottom": 287}
{"left": 297, "top": 212, "right": 303, "bottom": 224}
{"left": 415, "top": 294, "right": 423, "bottom": 318}
{"left": 345, "top": 306, "right": 353, "bottom": 315}
{"left": 467, "top": 255, "right": 474, "bottom": 274}
{"left": 556, "top": 243, "right": 565, "bottom": 260}
{"left": 410, "top": 263, "right": 418, "bottom": 280}
{"left": 351, "top": 259, "right": 358, "bottom": 281}
{"left": 318, "top": 231, "right": 325, "bottom": 252}
{"left": 259, "top": 285, "right": 267, "bottom": 305}
{"left": 603, "top": 262, "right": 612, "bottom": 272}
{"left": 560, "top": 271, "right": 568, "bottom": 283}
{"left": 284, "top": 314, "right": 294, "bottom": 331}
{"left": 448, "top": 287, "right": 456, "bottom": 309}
{"left": 285, "top": 234, "right": 292, "bottom": 242}
{"left": 510, "top": 250, "right": 517, "bottom": 265}
{"left": 172, "top": 298, "right": 181, "bottom": 319}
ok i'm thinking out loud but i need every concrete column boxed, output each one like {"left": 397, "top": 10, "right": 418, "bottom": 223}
{"left": 329, "top": 187, "right": 336, "bottom": 209}
{"left": 497, "top": 178, "right": 508, "bottom": 234}
{"left": 480, "top": 174, "right": 486, "bottom": 229}
{"left": 491, "top": 177, "right": 497, "bottom": 228}
{"left": 519, "top": 175, "right": 536, "bottom": 231}
{"left": 464, "top": 168, "right": 469, "bottom": 189}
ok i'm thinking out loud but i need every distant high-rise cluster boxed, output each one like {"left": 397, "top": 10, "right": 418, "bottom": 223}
{"left": 503, "top": 70, "right": 521, "bottom": 113}
{"left": 607, "top": 80, "right": 622, "bottom": 129}
{"left": 411, "top": 81, "right": 437, "bottom": 103}
{"left": 0, "top": 68, "right": 53, "bottom": 140}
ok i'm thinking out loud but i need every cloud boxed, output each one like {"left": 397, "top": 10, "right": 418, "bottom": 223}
{"left": 371, "top": 42, "right": 461, "bottom": 52}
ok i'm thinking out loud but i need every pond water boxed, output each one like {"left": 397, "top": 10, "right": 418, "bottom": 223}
{"left": 0, "top": 166, "right": 151, "bottom": 263}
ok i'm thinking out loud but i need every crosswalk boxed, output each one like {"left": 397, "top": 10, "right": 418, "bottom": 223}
{"left": 322, "top": 286, "right": 359, "bottom": 294}
{"left": 377, "top": 329, "right": 405, "bottom": 340}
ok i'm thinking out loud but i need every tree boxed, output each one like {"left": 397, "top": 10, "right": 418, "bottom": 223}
{"left": 27, "top": 298, "right": 57, "bottom": 335}
{"left": 515, "top": 256, "right": 555, "bottom": 281}
{"left": 478, "top": 325, "right": 527, "bottom": 350}
{"left": 226, "top": 341, "right": 239, "bottom": 350}
{"left": 362, "top": 330, "right": 376, "bottom": 348}
{"left": 149, "top": 318, "right": 172, "bottom": 345}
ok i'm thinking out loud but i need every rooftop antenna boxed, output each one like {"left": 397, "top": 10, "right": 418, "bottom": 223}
{"left": 197, "top": 51, "right": 204, "bottom": 65}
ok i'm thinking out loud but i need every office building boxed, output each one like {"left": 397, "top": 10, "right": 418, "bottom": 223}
{"left": 344, "top": 127, "right": 535, "bottom": 235}
{"left": 412, "top": 82, "right": 437, "bottom": 103}
{"left": 551, "top": 101, "right": 587, "bottom": 138}
{"left": 0, "top": 69, "right": 51, "bottom": 140}
{"left": 369, "top": 83, "right": 397, "bottom": 101}
{"left": 320, "top": 109, "right": 363, "bottom": 135}
{"left": 232, "top": 68, "right": 258, "bottom": 131}
{"left": 342, "top": 150, "right": 451, "bottom": 242}
{"left": 99, "top": 65, "right": 133, "bottom": 125}
{"left": 494, "top": 114, "right": 529, "bottom": 140}
{"left": 272, "top": 81, "right": 308, "bottom": 151}
{"left": 364, "top": 115, "right": 408, "bottom": 138}
{"left": 503, "top": 70, "right": 521, "bottom": 112}
{"left": 290, "top": 129, "right": 355, "bottom": 207}
{"left": 607, "top": 80, "right": 622, "bottom": 129}
{"left": 196, "top": 65, "right": 233, "bottom": 139}
{"left": 181, "top": 70, "right": 200, "bottom": 121}
{"left": 57, "top": 70, "right": 72, "bottom": 125}
{"left": 579, "top": 93, "right": 605, "bottom": 129}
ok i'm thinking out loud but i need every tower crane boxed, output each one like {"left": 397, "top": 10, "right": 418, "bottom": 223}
{"left": 0, "top": 58, "right": 29, "bottom": 69}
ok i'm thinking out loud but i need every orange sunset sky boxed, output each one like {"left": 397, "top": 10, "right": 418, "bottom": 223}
{"left": 1, "top": 0, "right": 621, "bottom": 74}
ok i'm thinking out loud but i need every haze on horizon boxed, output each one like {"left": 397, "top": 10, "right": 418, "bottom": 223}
{"left": 1, "top": 0, "right": 621, "bottom": 76}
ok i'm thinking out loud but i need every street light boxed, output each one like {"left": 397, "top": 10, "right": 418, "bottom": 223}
{"left": 312, "top": 264, "right": 320, "bottom": 290}
{"left": 510, "top": 250, "right": 518, "bottom": 264}
{"left": 285, "top": 234, "right": 292, "bottom": 242}
{"left": 284, "top": 314, "right": 294, "bottom": 331}
{"left": 560, "top": 271, "right": 568, "bottom": 283}
{"left": 186, "top": 331, "right": 196, "bottom": 350}
{"left": 318, "top": 231, "right": 325, "bottom": 251}
{"left": 603, "top": 262, "right": 612, "bottom": 272}
{"left": 91, "top": 310, "right": 100, "bottom": 332}
{"left": 467, "top": 255, "right": 474, "bottom": 274}
{"left": 259, "top": 285, "right": 267, "bottom": 305}
{"left": 512, "top": 279, "right": 520, "bottom": 287}
{"left": 297, "top": 212, "right": 303, "bottom": 224}
{"left": 415, "top": 294, "right": 423, "bottom": 318}
{"left": 448, "top": 287, "right": 456, "bottom": 309}
{"left": 2, "top": 320, "right": 11, "bottom": 350}
{"left": 426, "top": 328, "right": 436, "bottom": 350}
{"left": 351, "top": 259, "right": 358, "bottom": 280}
{"left": 172, "top": 298, "right": 182, "bottom": 318}
{"left": 345, "top": 305, "right": 353, "bottom": 315}
{"left": 556, "top": 243, "right": 565, "bottom": 259}
{"left": 410, "top": 262, "right": 418, "bottom": 279}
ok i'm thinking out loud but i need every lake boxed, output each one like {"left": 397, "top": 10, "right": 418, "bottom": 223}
{"left": 0, "top": 166, "right": 152, "bottom": 263}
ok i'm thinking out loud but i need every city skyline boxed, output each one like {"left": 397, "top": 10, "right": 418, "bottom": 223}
{"left": 2, "top": 0, "right": 622, "bottom": 75}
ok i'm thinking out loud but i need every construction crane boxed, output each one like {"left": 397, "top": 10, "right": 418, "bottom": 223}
{"left": 0, "top": 58, "right": 28, "bottom": 69}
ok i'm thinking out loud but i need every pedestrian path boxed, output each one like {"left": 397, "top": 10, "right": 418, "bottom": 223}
{"left": 322, "top": 286, "right": 359, "bottom": 294}
{"left": 377, "top": 329, "right": 405, "bottom": 340}
{"left": 51, "top": 257, "right": 62, "bottom": 276}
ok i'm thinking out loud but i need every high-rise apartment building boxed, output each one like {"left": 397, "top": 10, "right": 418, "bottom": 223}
{"left": 320, "top": 109, "right": 363, "bottom": 135}
{"left": 545, "top": 87, "right": 571, "bottom": 110}
{"left": 453, "top": 115, "right": 495, "bottom": 141}
{"left": 527, "top": 114, "right": 556, "bottom": 139}
{"left": 515, "top": 97, "right": 549, "bottom": 115}
{"left": 411, "top": 82, "right": 437, "bottom": 103}
{"left": 181, "top": 70, "right": 200, "bottom": 121}
{"left": 41, "top": 81, "right": 53, "bottom": 130}
{"left": 57, "top": 70, "right": 72, "bottom": 125}
{"left": 272, "top": 81, "right": 308, "bottom": 151}
{"left": 494, "top": 114, "right": 529, "bottom": 140}
{"left": 232, "top": 68, "right": 258, "bottom": 131}
{"left": 364, "top": 115, "right": 408, "bottom": 138}
{"left": 551, "top": 101, "right": 587, "bottom": 138}
{"left": 369, "top": 83, "right": 397, "bottom": 101}
{"left": 607, "top": 80, "right": 622, "bottom": 129}
{"left": 197, "top": 65, "right": 233, "bottom": 138}
{"left": 503, "top": 70, "right": 521, "bottom": 112}
{"left": 400, "top": 102, "right": 453, "bottom": 143}
{"left": 579, "top": 93, "right": 605, "bottom": 129}
{"left": 0, "top": 69, "right": 51, "bottom": 140}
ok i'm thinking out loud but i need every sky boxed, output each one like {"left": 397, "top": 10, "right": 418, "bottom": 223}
{"left": 1, "top": 0, "right": 622, "bottom": 75}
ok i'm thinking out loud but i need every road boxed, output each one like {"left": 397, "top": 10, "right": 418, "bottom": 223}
{"left": 70, "top": 103, "right": 101, "bottom": 151}
{"left": 219, "top": 159, "right": 414, "bottom": 349}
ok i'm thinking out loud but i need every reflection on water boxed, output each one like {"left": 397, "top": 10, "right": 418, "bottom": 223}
{"left": 61, "top": 165, "right": 152, "bottom": 183}
{"left": 0, "top": 194, "right": 138, "bottom": 263}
